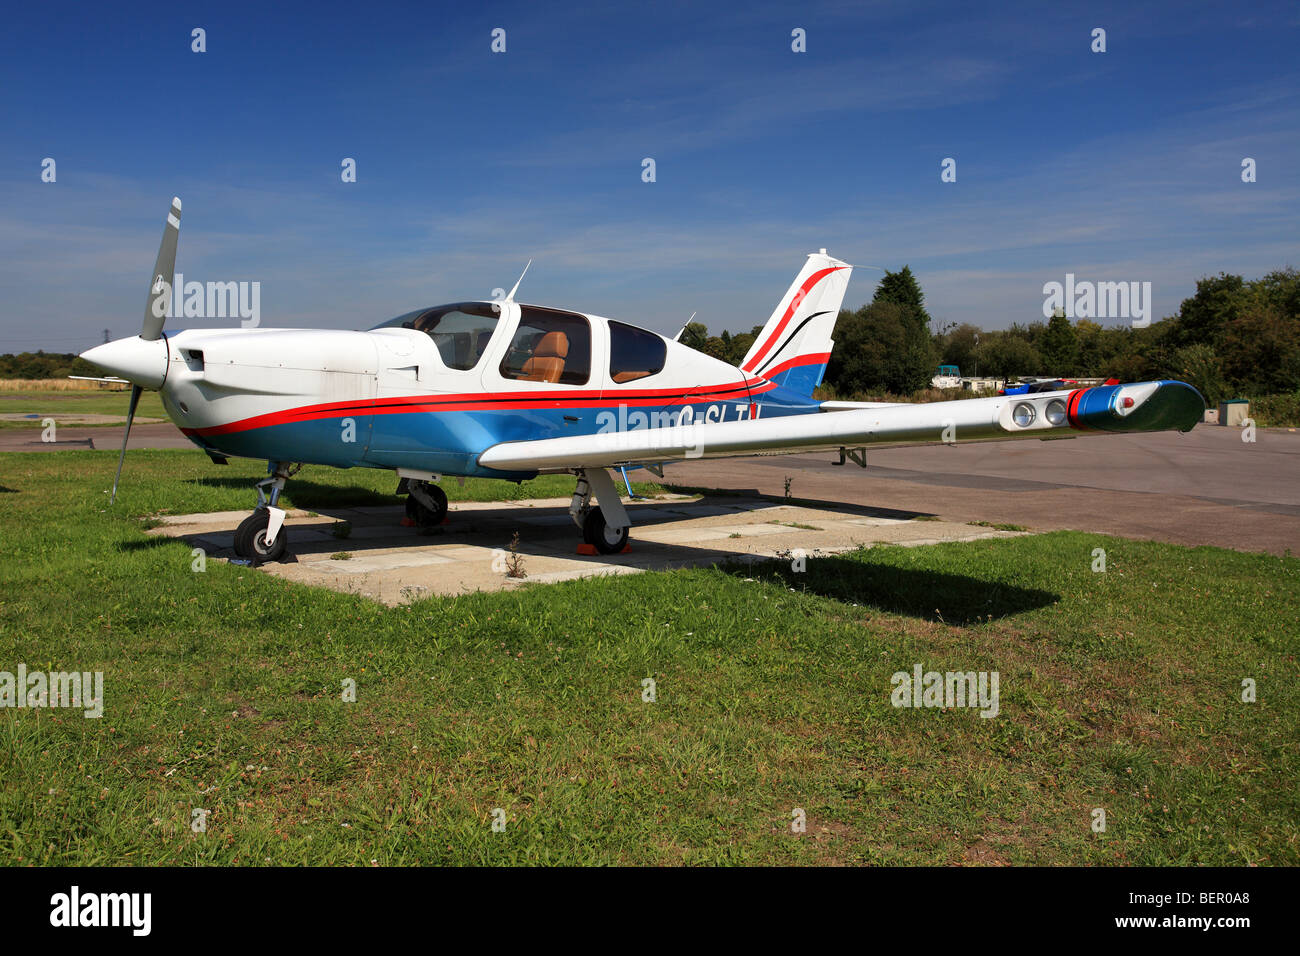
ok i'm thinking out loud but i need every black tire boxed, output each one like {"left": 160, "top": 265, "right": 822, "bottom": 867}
{"left": 233, "top": 511, "right": 261, "bottom": 559}
{"left": 405, "top": 482, "right": 448, "bottom": 527}
{"left": 582, "top": 507, "right": 629, "bottom": 555}
{"left": 233, "top": 509, "right": 288, "bottom": 563}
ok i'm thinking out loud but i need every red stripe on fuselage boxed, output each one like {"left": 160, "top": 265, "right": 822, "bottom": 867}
{"left": 760, "top": 351, "right": 831, "bottom": 380}
{"left": 181, "top": 378, "right": 777, "bottom": 438}
{"left": 742, "top": 267, "right": 844, "bottom": 373}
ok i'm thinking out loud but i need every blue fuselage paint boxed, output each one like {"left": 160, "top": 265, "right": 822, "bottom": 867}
{"left": 187, "top": 383, "right": 823, "bottom": 479}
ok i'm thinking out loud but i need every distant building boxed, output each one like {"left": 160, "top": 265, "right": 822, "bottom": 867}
{"left": 931, "top": 365, "right": 1003, "bottom": 393}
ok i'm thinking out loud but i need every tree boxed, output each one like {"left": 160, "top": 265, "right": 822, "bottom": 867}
{"left": 1074, "top": 319, "right": 1103, "bottom": 376}
{"left": 1171, "top": 344, "right": 1227, "bottom": 407}
{"left": 726, "top": 332, "right": 755, "bottom": 366}
{"left": 1218, "top": 304, "right": 1300, "bottom": 395}
{"left": 1039, "top": 310, "right": 1078, "bottom": 374}
{"left": 937, "top": 323, "right": 981, "bottom": 372}
{"left": 678, "top": 321, "right": 708, "bottom": 353}
{"left": 1171, "top": 272, "right": 1247, "bottom": 349}
{"left": 977, "top": 335, "right": 1041, "bottom": 379}
{"left": 825, "top": 301, "right": 933, "bottom": 396}
{"left": 872, "top": 266, "right": 932, "bottom": 331}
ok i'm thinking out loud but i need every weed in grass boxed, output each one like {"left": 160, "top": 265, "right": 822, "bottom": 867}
{"left": 505, "top": 531, "right": 526, "bottom": 579}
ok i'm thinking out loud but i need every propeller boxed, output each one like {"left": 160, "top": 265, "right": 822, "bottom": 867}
{"left": 142, "top": 197, "right": 182, "bottom": 342}
{"left": 110, "top": 385, "right": 142, "bottom": 504}
{"left": 83, "top": 197, "right": 182, "bottom": 504}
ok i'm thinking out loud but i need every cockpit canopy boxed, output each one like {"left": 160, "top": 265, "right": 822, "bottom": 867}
{"left": 372, "top": 302, "right": 594, "bottom": 384}
{"left": 371, "top": 302, "right": 666, "bottom": 387}
{"left": 371, "top": 302, "right": 501, "bottom": 371}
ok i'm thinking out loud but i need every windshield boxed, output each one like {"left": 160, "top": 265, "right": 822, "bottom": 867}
{"left": 371, "top": 302, "right": 501, "bottom": 371}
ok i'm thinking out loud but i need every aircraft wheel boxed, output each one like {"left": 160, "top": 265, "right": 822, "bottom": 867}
{"left": 234, "top": 509, "right": 288, "bottom": 563}
{"left": 405, "top": 482, "right": 448, "bottom": 527}
{"left": 233, "top": 510, "right": 261, "bottom": 558}
{"left": 582, "top": 507, "right": 629, "bottom": 555}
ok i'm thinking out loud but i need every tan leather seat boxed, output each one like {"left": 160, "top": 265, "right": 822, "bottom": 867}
{"left": 520, "top": 331, "right": 569, "bottom": 383}
{"left": 612, "top": 370, "right": 652, "bottom": 383}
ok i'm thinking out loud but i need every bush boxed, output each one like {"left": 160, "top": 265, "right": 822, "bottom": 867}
{"left": 1172, "top": 344, "right": 1227, "bottom": 408}
{"left": 1250, "top": 392, "right": 1300, "bottom": 428}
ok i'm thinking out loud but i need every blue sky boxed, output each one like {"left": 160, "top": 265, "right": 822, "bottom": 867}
{"left": 1, "top": 0, "right": 1297, "bottom": 353}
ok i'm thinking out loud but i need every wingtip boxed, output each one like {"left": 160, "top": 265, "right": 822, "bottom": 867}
{"left": 1071, "top": 380, "right": 1206, "bottom": 433}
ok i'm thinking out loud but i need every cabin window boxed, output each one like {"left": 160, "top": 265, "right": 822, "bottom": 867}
{"left": 608, "top": 321, "right": 666, "bottom": 384}
{"left": 605, "top": 319, "right": 665, "bottom": 382}
{"left": 499, "top": 307, "right": 591, "bottom": 385}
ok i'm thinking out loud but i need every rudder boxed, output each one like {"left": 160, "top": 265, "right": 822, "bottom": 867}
{"left": 740, "top": 250, "right": 852, "bottom": 395}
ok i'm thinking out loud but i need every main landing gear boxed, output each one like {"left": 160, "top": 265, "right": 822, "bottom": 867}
{"left": 570, "top": 468, "right": 631, "bottom": 555}
{"left": 400, "top": 477, "right": 448, "bottom": 527}
{"left": 232, "top": 462, "right": 300, "bottom": 563}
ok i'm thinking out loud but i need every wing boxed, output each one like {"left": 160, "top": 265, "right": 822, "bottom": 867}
{"left": 478, "top": 380, "right": 1204, "bottom": 473}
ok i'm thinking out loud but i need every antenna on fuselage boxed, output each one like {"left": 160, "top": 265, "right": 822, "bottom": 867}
{"left": 673, "top": 312, "right": 697, "bottom": 342}
{"left": 504, "top": 259, "right": 532, "bottom": 303}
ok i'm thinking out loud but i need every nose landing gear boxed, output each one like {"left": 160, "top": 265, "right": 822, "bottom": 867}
{"left": 232, "top": 462, "right": 300, "bottom": 563}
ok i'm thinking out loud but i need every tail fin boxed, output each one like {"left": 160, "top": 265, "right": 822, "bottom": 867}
{"left": 740, "top": 250, "right": 851, "bottom": 395}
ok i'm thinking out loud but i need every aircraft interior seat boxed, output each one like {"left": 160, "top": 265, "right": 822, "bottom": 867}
{"left": 612, "top": 370, "right": 653, "bottom": 383}
{"left": 520, "top": 331, "right": 569, "bottom": 383}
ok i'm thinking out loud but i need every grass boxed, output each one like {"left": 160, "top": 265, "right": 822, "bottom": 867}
{"left": 0, "top": 448, "right": 661, "bottom": 515}
{"left": 0, "top": 387, "right": 168, "bottom": 427}
{"left": 969, "top": 520, "right": 1029, "bottom": 532}
{"left": 0, "top": 449, "right": 1297, "bottom": 865}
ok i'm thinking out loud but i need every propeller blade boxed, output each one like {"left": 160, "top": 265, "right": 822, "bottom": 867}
{"left": 110, "top": 385, "right": 142, "bottom": 505}
{"left": 142, "top": 197, "right": 183, "bottom": 341}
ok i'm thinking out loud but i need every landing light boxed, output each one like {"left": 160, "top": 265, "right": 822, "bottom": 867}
{"left": 1045, "top": 399, "right": 1067, "bottom": 426}
{"left": 1012, "top": 402, "right": 1036, "bottom": 427}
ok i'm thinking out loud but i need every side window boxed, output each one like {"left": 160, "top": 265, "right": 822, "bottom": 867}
{"left": 411, "top": 304, "right": 500, "bottom": 371}
{"left": 500, "top": 308, "right": 591, "bottom": 385}
{"left": 608, "top": 321, "right": 666, "bottom": 383}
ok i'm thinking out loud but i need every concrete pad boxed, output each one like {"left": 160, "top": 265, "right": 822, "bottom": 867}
{"left": 314, "top": 552, "right": 455, "bottom": 574}
{"left": 663, "top": 427, "right": 1300, "bottom": 556}
{"left": 146, "top": 495, "right": 1026, "bottom": 605}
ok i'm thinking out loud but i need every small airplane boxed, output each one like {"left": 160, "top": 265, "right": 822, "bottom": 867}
{"left": 81, "top": 198, "right": 1206, "bottom": 562}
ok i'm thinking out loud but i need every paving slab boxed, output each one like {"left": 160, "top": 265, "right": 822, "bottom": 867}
{"left": 146, "top": 495, "right": 1025, "bottom": 605}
